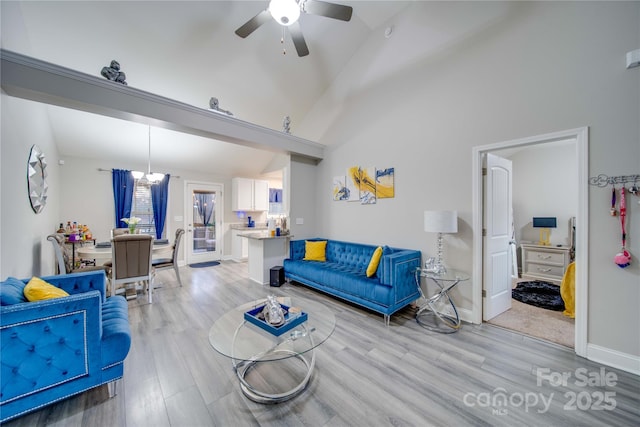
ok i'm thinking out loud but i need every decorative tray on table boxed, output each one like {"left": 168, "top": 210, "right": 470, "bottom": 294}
{"left": 244, "top": 303, "right": 308, "bottom": 336}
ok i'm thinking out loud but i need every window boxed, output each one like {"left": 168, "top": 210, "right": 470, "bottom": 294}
{"left": 131, "top": 180, "right": 156, "bottom": 236}
{"left": 269, "top": 188, "right": 283, "bottom": 215}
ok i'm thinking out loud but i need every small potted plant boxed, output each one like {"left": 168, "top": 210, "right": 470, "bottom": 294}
{"left": 121, "top": 217, "right": 141, "bottom": 234}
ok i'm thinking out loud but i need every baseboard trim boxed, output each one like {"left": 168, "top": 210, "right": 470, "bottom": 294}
{"left": 459, "top": 307, "right": 475, "bottom": 324}
{"left": 587, "top": 343, "right": 640, "bottom": 375}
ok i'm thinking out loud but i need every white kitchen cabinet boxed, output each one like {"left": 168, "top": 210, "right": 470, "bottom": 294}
{"left": 231, "top": 229, "right": 248, "bottom": 261}
{"left": 252, "top": 179, "right": 269, "bottom": 211}
{"left": 231, "top": 177, "right": 269, "bottom": 211}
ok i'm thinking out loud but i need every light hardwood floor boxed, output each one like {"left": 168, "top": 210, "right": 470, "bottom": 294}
{"left": 4, "top": 261, "right": 639, "bottom": 426}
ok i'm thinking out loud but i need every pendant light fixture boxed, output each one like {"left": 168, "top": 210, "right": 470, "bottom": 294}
{"left": 131, "top": 126, "right": 164, "bottom": 183}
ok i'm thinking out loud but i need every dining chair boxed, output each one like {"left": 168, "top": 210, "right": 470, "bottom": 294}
{"left": 110, "top": 234, "right": 154, "bottom": 303}
{"left": 111, "top": 228, "right": 130, "bottom": 237}
{"left": 152, "top": 228, "right": 185, "bottom": 287}
{"left": 47, "top": 234, "right": 110, "bottom": 275}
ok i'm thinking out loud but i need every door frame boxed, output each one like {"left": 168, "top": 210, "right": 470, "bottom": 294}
{"left": 471, "top": 127, "right": 588, "bottom": 357}
{"left": 184, "top": 180, "right": 224, "bottom": 264}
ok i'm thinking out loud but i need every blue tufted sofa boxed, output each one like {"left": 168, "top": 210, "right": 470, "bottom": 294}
{"left": 0, "top": 270, "right": 131, "bottom": 423}
{"left": 283, "top": 239, "right": 421, "bottom": 323}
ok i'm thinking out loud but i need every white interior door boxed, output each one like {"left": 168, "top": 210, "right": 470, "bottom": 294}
{"left": 186, "top": 182, "right": 222, "bottom": 264}
{"left": 483, "top": 153, "right": 513, "bottom": 321}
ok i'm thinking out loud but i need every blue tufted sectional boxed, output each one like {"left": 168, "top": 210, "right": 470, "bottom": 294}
{"left": 283, "top": 239, "right": 421, "bottom": 323}
{"left": 0, "top": 270, "right": 131, "bottom": 423}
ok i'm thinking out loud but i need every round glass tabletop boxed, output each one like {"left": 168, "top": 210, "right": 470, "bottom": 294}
{"left": 208, "top": 295, "right": 336, "bottom": 362}
{"left": 420, "top": 268, "right": 470, "bottom": 282}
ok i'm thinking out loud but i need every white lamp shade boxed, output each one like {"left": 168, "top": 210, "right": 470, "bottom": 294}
{"left": 131, "top": 170, "right": 144, "bottom": 179}
{"left": 269, "top": 0, "right": 300, "bottom": 26}
{"left": 424, "top": 210, "right": 458, "bottom": 233}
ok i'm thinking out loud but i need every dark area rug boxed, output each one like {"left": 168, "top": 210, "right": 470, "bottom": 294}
{"left": 189, "top": 261, "right": 220, "bottom": 268}
{"left": 512, "top": 281, "right": 565, "bottom": 311}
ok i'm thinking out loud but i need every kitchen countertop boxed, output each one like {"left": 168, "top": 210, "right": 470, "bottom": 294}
{"left": 238, "top": 232, "right": 293, "bottom": 240}
{"left": 230, "top": 224, "right": 268, "bottom": 230}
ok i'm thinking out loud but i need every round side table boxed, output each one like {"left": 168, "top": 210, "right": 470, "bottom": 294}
{"left": 414, "top": 268, "right": 470, "bottom": 333}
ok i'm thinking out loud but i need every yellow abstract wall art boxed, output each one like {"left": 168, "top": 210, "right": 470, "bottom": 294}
{"left": 359, "top": 167, "right": 376, "bottom": 204}
{"left": 376, "top": 168, "right": 395, "bottom": 199}
{"left": 341, "top": 166, "right": 394, "bottom": 204}
{"left": 346, "top": 166, "right": 361, "bottom": 202}
{"left": 333, "top": 175, "right": 349, "bottom": 201}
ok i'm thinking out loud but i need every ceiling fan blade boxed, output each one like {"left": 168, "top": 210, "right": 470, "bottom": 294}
{"left": 235, "top": 9, "right": 272, "bottom": 38}
{"left": 303, "top": 0, "right": 353, "bottom": 21}
{"left": 288, "top": 22, "right": 309, "bottom": 57}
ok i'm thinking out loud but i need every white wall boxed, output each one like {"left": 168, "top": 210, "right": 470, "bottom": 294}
{"left": 298, "top": 2, "right": 640, "bottom": 358}
{"left": 1, "top": 94, "right": 61, "bottom": 278}
{"left": 498, "top": 142, "right": 577, "bottom": 247}
{"left": 289, "top": 157, "right": 319, "bottom": 240}
{"left": 0, "top": 1, "right": 64, "bottom": 278}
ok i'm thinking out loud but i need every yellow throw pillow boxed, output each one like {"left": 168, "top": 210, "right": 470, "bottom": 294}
{"left": 304, "top": 240, "right": 327, "bottom": 262}
{"left": 24, "top": 277, "right": 70, "bottom": 302}
{"left": 366, "top": 246, "right": 383, "bottom": 277}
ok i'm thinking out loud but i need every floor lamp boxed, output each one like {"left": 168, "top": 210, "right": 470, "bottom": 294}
{"left": 424, "top": 210, "right": 458, "bottom": 274}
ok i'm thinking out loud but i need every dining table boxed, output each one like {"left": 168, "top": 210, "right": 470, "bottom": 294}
{"left": 76, "top": 240, "right": 172, "bottom": 262}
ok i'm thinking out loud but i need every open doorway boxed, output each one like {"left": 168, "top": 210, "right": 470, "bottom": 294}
{"left": 485, "top": 142, "right": 577, "bottom": 348}
{"left": 471, "top": 127, "right": 589, "bottom": 357}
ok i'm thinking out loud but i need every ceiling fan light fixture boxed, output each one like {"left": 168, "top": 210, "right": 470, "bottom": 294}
{"left": 131, "top": 170, "right": 144, "bottom": 179}
{"left": 269, "top": 0, "right": 300, "bottom": 26}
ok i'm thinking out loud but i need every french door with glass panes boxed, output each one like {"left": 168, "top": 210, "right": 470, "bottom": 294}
{"left": 186, "top": 182, "right": 222, "bottom": 264}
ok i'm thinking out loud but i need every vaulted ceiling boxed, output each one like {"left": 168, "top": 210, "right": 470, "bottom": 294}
{"left": 1, "top": 1, "right": 514, "bottom": 175}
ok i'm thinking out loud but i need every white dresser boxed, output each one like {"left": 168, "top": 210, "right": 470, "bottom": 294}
{"left": 520, "top": 244, "right": 571, "bottom": 285}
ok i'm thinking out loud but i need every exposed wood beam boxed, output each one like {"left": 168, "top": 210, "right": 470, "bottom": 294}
{"left": 0, "top": 49, "right": 324, "bottom": 162}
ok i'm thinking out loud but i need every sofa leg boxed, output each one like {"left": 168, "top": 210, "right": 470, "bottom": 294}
{"left": 108, "top": 379, "right": 117, "bottom": 398}
{"left": 384, "top": 314, "right": 390, "bottom": 326}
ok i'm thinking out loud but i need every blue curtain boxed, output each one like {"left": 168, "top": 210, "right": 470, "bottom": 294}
{"left": 112, "top": 169, "right": 134, "bottom": 228}
{"left": 195, "top": 193, "right": 214, "bottom": 226}
{"left": 151, "top": 174, "right": 171, "bottom": 239}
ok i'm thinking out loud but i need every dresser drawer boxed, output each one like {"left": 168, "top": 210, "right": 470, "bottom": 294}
{"left": 524, "top": 250, "right": 566, "bottom": 265}
{"left": 523, "top": 262, "right": 566, "bottom": 279}
{"left": 520, "top": 244, "right": 571, "bottom": 284}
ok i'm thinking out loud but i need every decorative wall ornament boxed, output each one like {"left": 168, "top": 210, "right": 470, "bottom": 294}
{"left": 208, "top": 97, "right": 234, "bottom": 116}
{"left": 100, "top": 60, "right": 127, "bottom": 85}
{"left": 27, "top": 144, "right": 48, "bottom": 214}
{"left": 588, "top": 173, "right": 639, "bottom": 188}
{"left": 283, "top": 116, "right": 291, "bottom": 134}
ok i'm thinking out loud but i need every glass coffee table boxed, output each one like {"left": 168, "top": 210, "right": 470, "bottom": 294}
{"left": 208, "top": 295, "right": 335, "bottom": 403}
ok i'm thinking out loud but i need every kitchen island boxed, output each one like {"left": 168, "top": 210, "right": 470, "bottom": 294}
{"left": 230, "top": 224, "right": 267, "bottom": 261}
{"left": 239, "top": 232, "right": 292, "bottom": 285}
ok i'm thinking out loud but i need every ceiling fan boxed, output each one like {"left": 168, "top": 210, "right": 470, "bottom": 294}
{"left": 235, "top": 0, "right": 353, "bottom": 57}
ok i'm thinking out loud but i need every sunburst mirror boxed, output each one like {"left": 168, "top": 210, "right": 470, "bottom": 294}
{"left": 27, "top": 144, "right": 48, "bottom": 214}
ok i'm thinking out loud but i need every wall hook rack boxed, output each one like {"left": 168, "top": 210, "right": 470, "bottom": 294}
{"left": 588, "top": 174, "right": 639, "bottom": 188}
